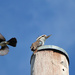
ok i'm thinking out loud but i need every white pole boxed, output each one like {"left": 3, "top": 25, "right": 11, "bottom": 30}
{"left": 30, "top": 45, "right": 69, "bottom": 75}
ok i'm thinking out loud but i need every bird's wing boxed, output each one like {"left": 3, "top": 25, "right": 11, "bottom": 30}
{"left": 34, "top": 40, "right": 42, "bottom": 47}
{"left": 0, "top": 46, "right": 9, "bottom": 56}
{"left": 30, "top": 40, "right": 42, "bottom": 51}
{"left": 0, "top": 33, "right": 6, "bottom": 42}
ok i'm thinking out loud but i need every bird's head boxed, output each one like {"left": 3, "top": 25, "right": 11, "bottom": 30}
{"left": 36, "top": 34, "right": 52, "bottom": 45}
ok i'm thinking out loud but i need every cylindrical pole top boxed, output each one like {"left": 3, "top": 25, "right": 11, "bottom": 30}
{"left": 30, "top": 45, "right": 69, "bottom": 64}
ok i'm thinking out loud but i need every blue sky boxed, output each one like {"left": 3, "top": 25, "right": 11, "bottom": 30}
{"left": 0, "top": 0, "right": 75, "bottom": 75}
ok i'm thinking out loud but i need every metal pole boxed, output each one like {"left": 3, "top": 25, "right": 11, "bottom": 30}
{"left": 30, "top": 45, "right": 69, "bottom": 75}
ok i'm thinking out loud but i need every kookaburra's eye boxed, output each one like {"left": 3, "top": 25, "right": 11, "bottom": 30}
{"left": 42, "top": 35, "right": 46, "bottom": 37}
{"left": 42, "top": 36, "right": 44, "bottom": 37}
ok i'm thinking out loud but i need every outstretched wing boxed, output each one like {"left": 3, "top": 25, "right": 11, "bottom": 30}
{"left": 0, "top": 46, "right": 9, "bottom": 56}
{"left": 0, "top": 33, "right": 6, "bottom": 42}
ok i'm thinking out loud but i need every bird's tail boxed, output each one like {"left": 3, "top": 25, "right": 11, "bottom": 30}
{"left": 7, "top": 38, "right": 17, "bottom": 47}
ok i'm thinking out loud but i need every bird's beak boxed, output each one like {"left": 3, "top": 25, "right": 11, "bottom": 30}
{"left": 46, "top": 34, "right": 52, "bottom": 39}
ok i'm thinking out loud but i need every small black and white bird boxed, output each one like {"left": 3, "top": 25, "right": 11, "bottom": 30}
{"left": 0, "top": 33, "right": 17, "bottom": 56}
{"left": 30, "top": 34, "right": 52, "bottom": 54}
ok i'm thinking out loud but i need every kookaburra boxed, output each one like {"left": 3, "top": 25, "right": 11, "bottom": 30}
{"left": 30, "top": 34, "right": 52, "bottom": 54}
{"left": 0, "top": 33, "right": 17, "bottom": 56}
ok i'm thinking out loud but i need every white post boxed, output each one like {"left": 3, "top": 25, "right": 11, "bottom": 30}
{"left": 30, "top": 45, "right": 69, "bottom": 75}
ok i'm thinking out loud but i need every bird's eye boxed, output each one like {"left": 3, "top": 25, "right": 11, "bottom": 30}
{"left": 42, "top": 36, "right": 44, "bottom": 37}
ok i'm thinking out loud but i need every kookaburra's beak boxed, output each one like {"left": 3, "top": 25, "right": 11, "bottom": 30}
{"left": 45, "top": 34, "right": 52, "bottom": 39}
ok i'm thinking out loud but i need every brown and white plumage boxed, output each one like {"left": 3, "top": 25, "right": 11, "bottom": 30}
{"left": 31, "top": 40, "right": 42, "bottom": 51}
{"left": 30, "top": 34, "right": 52, "bottom": 54}
{"left": 0, "top": 33, "right": 17, "bottom": 56}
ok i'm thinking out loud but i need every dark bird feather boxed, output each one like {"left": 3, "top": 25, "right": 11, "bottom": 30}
{"left": 7, "top": 38, "right": 17, "bottom": 47}
{"left": 0, "top": 33, "right": 6, "bottom": 42}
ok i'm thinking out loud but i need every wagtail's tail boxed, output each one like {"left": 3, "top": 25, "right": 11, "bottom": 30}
{"left": 7, "top": 38, "right": 17, "bottom": 47}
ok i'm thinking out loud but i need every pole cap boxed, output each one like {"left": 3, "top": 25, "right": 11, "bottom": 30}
{"left": 30, "top": 45, "right": 69, "bottom": 64}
